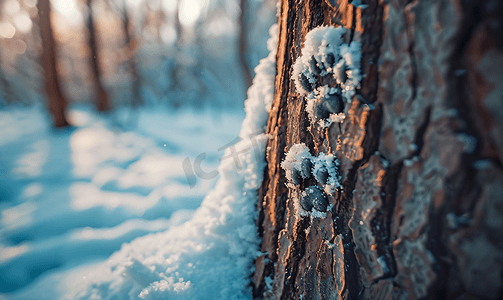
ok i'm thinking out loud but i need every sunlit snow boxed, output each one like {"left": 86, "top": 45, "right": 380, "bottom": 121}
{"left": 0, "top": 104, "right": 245, "bottom": 297}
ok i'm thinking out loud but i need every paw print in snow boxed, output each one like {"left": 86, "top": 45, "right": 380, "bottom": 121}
{"left": 281, "top": 143, "right": 342, "bottom": 217}
{"left": 292, "top": 26, "right": 362, "bottom": 128}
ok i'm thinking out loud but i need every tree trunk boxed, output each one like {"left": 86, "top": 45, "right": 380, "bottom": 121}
{"left": 0, "top": 0, "right": 15, "bottom": 106}
{"left": 37, "top": 0, "right": 69, "bottom": 127}
{"left": 0, "top": 54, "right": 15, "bottom": 106}
{"left": 86, "top": 0, "right": 110, "bottom": 111}
{"left": 239, "top": 0, "right": 253, "bottom": 88}
{"left": 122, "top": 5, "right": 141, "bottom": 107}
{"left": 253, "top": 0, "right": 503, "bottom": 299}
{"left": 169, "top": 0, "right": 184, "bottom": 107}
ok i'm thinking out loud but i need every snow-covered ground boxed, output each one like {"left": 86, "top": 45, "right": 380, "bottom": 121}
{"left": 0, "top": 104, "right": 246, "bottom": 298}
{"left": 0, "top": 22, "right": 278, "bottom": 299}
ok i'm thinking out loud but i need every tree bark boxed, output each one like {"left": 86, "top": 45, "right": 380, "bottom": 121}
{"left": 37, "top": 0, "right": 69, "bottom": 127}
{"left": 86, "top": 0, "right": 110, "bottom": 111}
{"left": 253, "top": 0, "right": 503, "bottom": 299}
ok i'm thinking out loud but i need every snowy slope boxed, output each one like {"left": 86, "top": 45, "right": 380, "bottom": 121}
{"left": 67, "top": 23, "right": 278, "bottom": 300}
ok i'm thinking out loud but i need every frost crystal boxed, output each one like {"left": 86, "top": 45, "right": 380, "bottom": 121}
{"left": 291, "top": 26, "right": 362, "bottom": 128}
{"left": 312, "top": 153, "right": 342, "bottom": 193}
{"left": 456, "top": 133, "right": 477, "bottom": 154}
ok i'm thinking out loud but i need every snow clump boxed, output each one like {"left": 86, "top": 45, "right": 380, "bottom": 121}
{"left": 281, "top": 143, "right": 314, "bottom": 184}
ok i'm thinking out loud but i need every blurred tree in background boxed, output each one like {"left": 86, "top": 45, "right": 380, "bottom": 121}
{"left": 38, "top": 0, "right": 68, "bottom": 127}
{"left": 0, "top": 0, "right": 277, "bottom": 126}
{"left": 86, "top": 0, "right": 109, "bottom": 111}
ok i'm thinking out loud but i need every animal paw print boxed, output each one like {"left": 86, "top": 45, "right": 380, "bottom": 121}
{"left": 292, "top": 26, "right": 362, "bottom": 128}
{"left": 281, "top": 144, "right": 342, "bottom": 216}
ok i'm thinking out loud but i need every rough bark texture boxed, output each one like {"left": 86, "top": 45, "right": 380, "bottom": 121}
{"left": 38, "top": 0, "right": 69, "bottom": 127}
{"left": 253, "top": 0, "right": 503, "bottom": 299}
{"left": 87, "top": 0, "right": 110, "bottom": 111}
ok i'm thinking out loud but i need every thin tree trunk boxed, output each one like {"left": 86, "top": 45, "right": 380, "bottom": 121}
{"left": 253, "top": 0, "right": 503, "bottom": 299}
{"left": 0, "top": 0, "right": 14, "bottom": 106}
{"left": 174, "top": 0, "right": 183, "bottom": 47}
{"left": 169, "top": 0, "right": 184, "bottom": 106}
{"left": 238, "top": 0, "right": 252, "bottom": 88}
{"left": 37, "top": 0, "right": 69, "bottom": 127}
{"left": 0, "top": 53, "right": 15, "bottom": 105}
{"left": 192, "top": 18, "right": 207, "bottom": 107}
{"left": 122, "top": 5, "right": 141, "bottom": 107}
{"left": 86, "top": 0, "right": 110, "bottom": 111}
